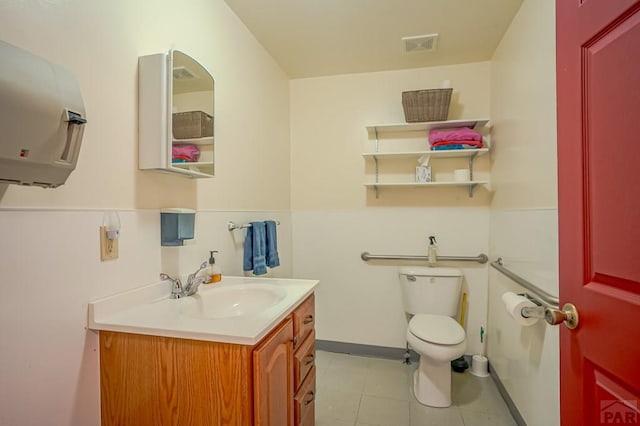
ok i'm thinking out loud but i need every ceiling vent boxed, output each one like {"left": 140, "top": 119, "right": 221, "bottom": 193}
{"left": 173, "top": 66, "right": 197, "bottom": 80}
{"left": 402, "top": 34, "right": 439, "bottom": 53}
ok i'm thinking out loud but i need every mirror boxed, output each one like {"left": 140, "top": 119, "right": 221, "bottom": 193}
{"left": 169, "top": 50, "right": 215, "bottom": 177}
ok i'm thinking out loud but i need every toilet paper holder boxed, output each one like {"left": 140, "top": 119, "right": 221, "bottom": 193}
{"left": 519, "top": 293, "right": 579, "bottom": 329}
{"left": 492, "top": 258, "right": 579, "bottom": 330}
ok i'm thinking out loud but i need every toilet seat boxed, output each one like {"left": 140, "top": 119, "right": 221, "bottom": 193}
{"left": 409, "top": 314, "right": 465, "bottom": 345}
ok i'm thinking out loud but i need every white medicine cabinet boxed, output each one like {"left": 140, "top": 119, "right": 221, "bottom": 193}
{"left": 139, "top": 49, "right": 215, "bottom": 178}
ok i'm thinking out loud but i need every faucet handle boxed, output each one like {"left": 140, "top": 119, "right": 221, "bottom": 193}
{"left": 195, "top": 261, "right": 208, "bottom": 274}
{"left": 187, "top": 261, "right": 208, "bottom": 282}
{"left": 184, "top": 275, "right": 208, "bottom": 296}
{"left": 160, "top": 273, "right": 182, "bottom": 288}
{"left": 160, "top": 272, "right": 175, "bottom": 281}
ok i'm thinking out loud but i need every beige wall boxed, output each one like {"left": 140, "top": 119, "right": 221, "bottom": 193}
{"left": 290, "top": 63, "right": 491, "bottom": 210}
{"left": 0, "top": 1, "right": 560, "bottom": 424}
{"left": 0, "top": 0, "right": 290, "bottom": 211}
{"left": 488, "top": 1, "right": 559, "bottom": 425}
{"left": 290, "top": 64, "right": 493, "bottom": 354}
{"left": 489, "top": 0, "right": 557, "bottom": 210}
{"left": 0, "top": 1, "right": 291, "bottom": 424}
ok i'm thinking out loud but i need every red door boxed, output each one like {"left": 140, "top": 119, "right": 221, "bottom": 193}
{"left": 557, "top": 1, "right": 640, "bottom": 425}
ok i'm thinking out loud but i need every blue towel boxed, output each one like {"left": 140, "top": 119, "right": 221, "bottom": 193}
{"left": 432, "top": 144, "right": 480, "bottom": 151}
{"left": 242, "top": 226, "right": 253, "bottom": 271}
{"left": 433, "top": 144, "right": 464, "bottom": 150}
{"left": 265, "top": 220, "right": 280, "bottom": 268}
{"left": 243, "top": 222, "right": 267, "bottom": 275}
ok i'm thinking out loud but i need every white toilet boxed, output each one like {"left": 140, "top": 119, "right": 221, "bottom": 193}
{"left": 399, "top": 267, "right": 466, "bottom": 408}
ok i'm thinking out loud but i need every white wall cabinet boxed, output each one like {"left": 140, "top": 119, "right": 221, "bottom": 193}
{"left": 362, "top": 119, "right": 490, "bottom": 197}
{"left": 139, "top": 50, "right": 215, "bottom": 178}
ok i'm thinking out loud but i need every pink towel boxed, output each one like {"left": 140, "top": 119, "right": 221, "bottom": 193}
{"left": 429, "top": 128, "right": 482, "bottom": 144}
{"left": 172, "top": 144, "right": 200, "bottom": 162}
{"left": 431, "top": 140, "right": 484, "bottom": 148}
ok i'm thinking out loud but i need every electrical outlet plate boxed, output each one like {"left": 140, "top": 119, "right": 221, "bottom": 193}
{"left": 100, "top": 226, "right": 119, "bottom": 261}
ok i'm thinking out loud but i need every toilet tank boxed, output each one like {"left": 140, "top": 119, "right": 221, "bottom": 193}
{"left": 399, "top": 267, "right": 463, "bottom": 316}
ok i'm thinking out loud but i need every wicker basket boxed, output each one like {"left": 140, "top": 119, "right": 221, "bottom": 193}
{"left": 172, "top": 111, "right": 214, "bottom": 139}
{"left": 402, "top": 88, "right": 453, "bottom": 122}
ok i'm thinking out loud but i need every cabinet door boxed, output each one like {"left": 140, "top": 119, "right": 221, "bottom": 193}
{"left": 254, "top": 317, "right": 294, "bottom": 426}
{"left": 138, "top": 50, "right": 215, "bottom": 178}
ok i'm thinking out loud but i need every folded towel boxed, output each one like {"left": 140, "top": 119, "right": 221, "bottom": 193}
{"left": 172, "top": 144, "right": 200, "bottom": 162}
{"left": 172, "top": 154, "right": 193, "bottom": 164}
{"left": 242, "top": 226, "right": 253, "bottom": 271}
{"left": 431, "top": 140, "right": 483, "bottom": 149}
{"left": 265, "top": 220, "right": 280, "bottom": 268}
{"left": 429, "top": 128, "right": 482, "bottom": 144}
{"left": 433, "top": 144, "right": 466, "bottom": 150}
{"left": 243, "top": 222, "right": 267, "bottom": 275}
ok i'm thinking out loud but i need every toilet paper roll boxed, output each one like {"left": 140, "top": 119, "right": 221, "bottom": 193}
{"left": 453, "top": 169, "right": 470, "bottom": 182}
{"left": 501, "top": 292, "right": 538, "bottom": 326}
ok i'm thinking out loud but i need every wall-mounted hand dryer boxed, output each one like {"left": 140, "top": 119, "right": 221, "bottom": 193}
{"left": 0, "top": 41, "right": 87, "bottom": 188}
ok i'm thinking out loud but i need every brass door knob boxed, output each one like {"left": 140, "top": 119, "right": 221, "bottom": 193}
{"left": 545, "top": 303, "right": 579, "bottom": 329}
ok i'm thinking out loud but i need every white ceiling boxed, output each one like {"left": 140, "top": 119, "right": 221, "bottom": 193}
{"left": 224, "top": 0, "right": 523, "bottom": 79}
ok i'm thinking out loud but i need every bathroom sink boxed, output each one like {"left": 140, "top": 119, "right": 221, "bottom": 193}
{"left": 179, "top": 283, "right": 287, "bottom": 320}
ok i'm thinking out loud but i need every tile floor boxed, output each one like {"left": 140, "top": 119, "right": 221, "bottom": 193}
{"left": 314, "top": 350, "right": 518, "bottom": 426}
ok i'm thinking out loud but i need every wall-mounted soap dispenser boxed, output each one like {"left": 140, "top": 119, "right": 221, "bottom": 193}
{"left": 160, "top": 208, "right": 195, "bottom": 246}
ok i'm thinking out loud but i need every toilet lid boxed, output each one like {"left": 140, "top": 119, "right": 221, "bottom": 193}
{"left": 409, "top": 314, "right": 465, "bottom": 345}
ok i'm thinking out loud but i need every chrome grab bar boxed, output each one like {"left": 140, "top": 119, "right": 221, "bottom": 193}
{"left": 490, "top": 257, "right": 559, "bottom": 307}
{"left": 491, "top": 258, "right": 579, "bottom": 329}
{"left": 360, "top": 252, "right": 488, "bottom": 264}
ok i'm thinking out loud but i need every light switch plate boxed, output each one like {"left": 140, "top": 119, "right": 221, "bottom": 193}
{"left": 100, "top": 226, "right": 119, "bottom": 261}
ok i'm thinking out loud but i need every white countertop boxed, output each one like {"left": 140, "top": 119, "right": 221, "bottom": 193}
{"left": 88, "top": 276, "right": 319, "bottom": 345}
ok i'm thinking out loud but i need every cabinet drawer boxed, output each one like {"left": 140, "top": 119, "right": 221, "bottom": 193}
{"left": 294, "top": 330, "right": 315, "bottom": 389}
{"left": 292, "top": 294, "right": 315, "bottom": 350}
{"left": 294, "top": 366, "right": 316, "bottom": 426}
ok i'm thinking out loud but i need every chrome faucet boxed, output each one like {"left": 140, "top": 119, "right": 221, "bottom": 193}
{"left": 160, "top": 261, "right": 208, "bottom": 299}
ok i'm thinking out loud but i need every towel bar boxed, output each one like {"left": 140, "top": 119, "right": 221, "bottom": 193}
{"left": 228, "top": 220, "right": 281, "bottom": 231}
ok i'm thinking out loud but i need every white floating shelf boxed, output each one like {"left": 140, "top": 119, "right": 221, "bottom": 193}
{"left": 169, "top": 162, "right": 214, "bottom": 178}
{"left": 364, "top": 180, "right": 490, "bottom": 198}
{"left": 365, "top": 119, "right": 490, "bottom": 134}
{"left": 172, "top": 161, "right": 214, "bottom": 168}
{"left": 363, "top": 181, "right": 489, "bottom": 188}
{"left": 172, "top": 136, "right": 214, "bottom": 146}
{"left": 362, "top": 148, "right": 489, "bottom": 160}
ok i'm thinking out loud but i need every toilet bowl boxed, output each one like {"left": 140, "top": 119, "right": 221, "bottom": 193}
{"left": 406, "top": 314, "right": 466, "bottom": 407}
{"left": 398, "top": 267, "right": 467, "bottom": 408}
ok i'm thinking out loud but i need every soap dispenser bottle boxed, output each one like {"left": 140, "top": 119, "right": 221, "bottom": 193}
{"left": 206, "top": 250, "right": 222, "bottom": 283}
{"left": 428, "top": 236, "right": 438, "bottom": 265}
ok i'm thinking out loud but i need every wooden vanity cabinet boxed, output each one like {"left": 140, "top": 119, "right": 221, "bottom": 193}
{"left": 294, "top": 365, "right": 316, "bottom": 426}
{"left": 99, "top": 331, "right": 256, "bottom": 425}
{"left": 292, "top": 293, "right": 315, "bottom": 349}
{"left": 253, "top": 317, "right": 294, "bottom": 425}
{"left": 99, "top": 293, "right": 315, "bottom": 426}
{"left": 292, "top": 293, "right": 316, "bottom": 426}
